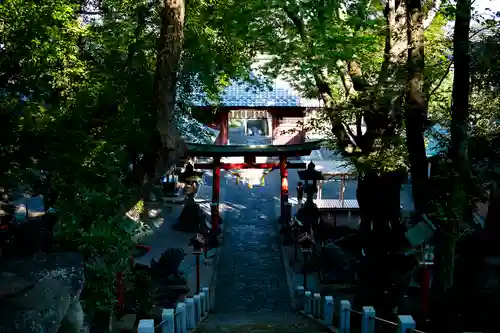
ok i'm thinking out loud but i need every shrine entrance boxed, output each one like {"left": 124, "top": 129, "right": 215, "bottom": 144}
{"left": 183, "top": 141, "right": 324, "bottom": 238}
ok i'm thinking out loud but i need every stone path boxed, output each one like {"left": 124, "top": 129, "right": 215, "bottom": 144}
{"left": 196, "top": 172, "right": 327, "bottom": 332}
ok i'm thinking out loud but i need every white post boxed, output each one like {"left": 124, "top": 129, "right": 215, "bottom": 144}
{"left": 313, "top": 293, "right": 321, "bottom": 318}
{"left": 397, "top": 315, "right": 416, "bottom": 333}
{"left": 201, "top": 287, "right": 210, "bottom": 312}
{"left": 296, "top": 286, "right": 305, "bottom": 310}
{"left": 161, "top": 309, "right": 175, "bottom": 333}
{"left": 304, "top": 291, "right": 312, "bottom": 314}
{"left": 361, "top": 306, "right": 375, "bottom": 333}
{"left": 323, "top": 296, "right": 334, "bottom": 327}
{"left": 339, "top": 300, "right": 351, "bottom": 333}
{"left": 138, "top": 319, "right": 154, "bottom": 333}
{"left": 185, "top": 298, "right": 195, "bottom": 329}
{"left": 200, "top": 291, "right": 207, "bottom": 316}
{"left": 176, "top": 303, "right": 186, "bottom": 333}
{"left": 162, "top": 309, "right": 175, "bottom": 333}
{"left": 194, "top": 294, "right": 202, "bottom": 322}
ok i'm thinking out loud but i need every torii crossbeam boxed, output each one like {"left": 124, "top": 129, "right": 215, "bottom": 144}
{"left": 184, "top": 141, "right": 324, "bottom": 238}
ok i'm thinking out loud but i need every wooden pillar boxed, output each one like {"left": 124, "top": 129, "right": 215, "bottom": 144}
{"left": 211, "top": 156, "right": 221, "bottom": 234}
{"left": 340, "top": 175, "right": 345, "bottom": 207}
{"left": 219, "top": 111, "right": 229, "bottom": 145}
{"left": 280, "top": 155, "right": 289, "bottom": 217}
{"left": 272, "top": 114, "right": 278, "bottom": 141}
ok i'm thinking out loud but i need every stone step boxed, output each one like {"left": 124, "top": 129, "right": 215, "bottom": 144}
{"left": 195, "top": 312, "right": 329, "bottom": 333}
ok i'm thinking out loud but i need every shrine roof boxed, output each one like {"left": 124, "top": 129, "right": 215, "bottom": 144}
{"left": 186, "top": 140, "right": 324, "bottom": 157}
{"left": 192, "top": 77, "right": 323, "bottom": 108}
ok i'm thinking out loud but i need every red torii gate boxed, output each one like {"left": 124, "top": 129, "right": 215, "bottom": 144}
{"left": 184, "top": 141, "right": 324, "bottom": 234}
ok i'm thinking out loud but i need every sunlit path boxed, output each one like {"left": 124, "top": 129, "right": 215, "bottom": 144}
{"left": 196, "top": 171, "right": 329, "bottom": 332}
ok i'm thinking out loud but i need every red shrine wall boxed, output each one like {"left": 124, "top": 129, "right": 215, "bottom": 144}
{"left": 272, "top": 117, "right": 306, "bottom": 145}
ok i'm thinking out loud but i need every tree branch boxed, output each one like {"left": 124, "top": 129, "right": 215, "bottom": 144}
{"left": 428, "top": 59, "right": 453, "bottom": 98}
{"left": 283, "top": 5, "right": 354, "bottom": 150}
{"left": 423, "top": 0, "right": 442, "bottom": 30}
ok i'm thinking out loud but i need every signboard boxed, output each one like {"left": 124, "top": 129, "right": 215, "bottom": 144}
{"left": 229, "top": 110, "right": 271, "bottom": 119}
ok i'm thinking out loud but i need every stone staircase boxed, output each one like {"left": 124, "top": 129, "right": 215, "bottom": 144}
{"left": 194, "top": 313, "right": 329, "bottom": 333}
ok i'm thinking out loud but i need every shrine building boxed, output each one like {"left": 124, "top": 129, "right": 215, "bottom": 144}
{"left": 192, "top": 78, "right": 324, "bottom": 145}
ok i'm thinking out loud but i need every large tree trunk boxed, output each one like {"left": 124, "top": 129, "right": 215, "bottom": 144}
{"left": 485, "top": 182, "right": 500, "bottom": 239}
{"left": 154, "top": 0, "right": 185, "bottom": 175}
{"left": 356, "top": 171, "right": 407, "bottom": 311}
{"left": 137, "top": 0, "right": 186, "bottom": 214}
{"left": 405, "top": 0, "right": 429, "bottom": 214}
{"left": 445, "top": 0, "right": 472, "bottom": 292}
{"left": 432, "top": 0, "right": 472, "bottom": 325}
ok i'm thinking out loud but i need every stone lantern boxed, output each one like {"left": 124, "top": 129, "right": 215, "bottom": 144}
{"left": 190, "top": 233, "right": 206, "bottom": 292}
{"left": 174, "top": 163, "right": 205, "bottom": 233}
{"left": 297, "top": 162, "right": 324, "bottom": 201}
{"left": 178, "top": 163, "right": 204, "bottom": 198}
{"left": 297, "top": 232, "right": 315, "bottom": 289}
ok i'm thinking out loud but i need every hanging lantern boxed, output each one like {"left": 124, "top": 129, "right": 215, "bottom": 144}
{"left": 281, "top": 177, "right": 289, "bottom": 192}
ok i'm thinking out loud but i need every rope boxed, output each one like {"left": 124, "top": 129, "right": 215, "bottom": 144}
{"left": 372, "top": 316, "right": 398, "bottom": 327}
{"left": 409, "top": 329, "right": 426, "bottom": 333}
{"left": 133, "top": 301, "right": 183, "bottom": 332}
{"left": 347, "top": 308, "right": 362, "bottom": 315}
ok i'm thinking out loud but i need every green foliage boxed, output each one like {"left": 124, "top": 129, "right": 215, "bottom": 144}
{"left": 0, "top": 0, "right": 257, "bottom": 317}
{"left": 2, "top": 0, "right": 499, "bottom": 317}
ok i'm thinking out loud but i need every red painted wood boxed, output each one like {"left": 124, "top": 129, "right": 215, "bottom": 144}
{"left": 211, "top": 157, "right": 221, "bottom": 235}
{"left": 280, "top": 155, "right": 289, "bottom": 216}
{"left": 194, "top": 162, "right": 306, "bottom": 170}
{"left": 219, "top": 111, "right": 229, "bottom": 145}
{"left": 116, "top": 272, "right": 124, "bottom": 308}
{"left": 272, "top": 115, "right": 279, "bottom": 141}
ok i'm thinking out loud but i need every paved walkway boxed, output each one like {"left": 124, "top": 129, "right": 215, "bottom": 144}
{"left": 196, "top": 171, "right": 327, "bottom": 332}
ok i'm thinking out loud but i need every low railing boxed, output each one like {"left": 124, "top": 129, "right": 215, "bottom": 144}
{"left": 137, "top": 286, "right": 211, "bottom": 333}
{"left": 296, "top": 286, "right": 423, "bottom": 333}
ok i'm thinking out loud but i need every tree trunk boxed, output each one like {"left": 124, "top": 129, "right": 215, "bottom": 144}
{"left": 356, "top": 171, "right": 406, "bottom": 309}
{"left": 485, "top": 182, "right": 500, "bottom": 240}
{"left": 154, "top": 0, "right": 185, "bottom": 175}
{"left": 446, "top": 0, "right": 472, "bottom": 291}
{"left": 432, "top": 0, "right": 472, "bottom": 324}
{"left": 405, "top": 0, "right": 429, "bottom": 214}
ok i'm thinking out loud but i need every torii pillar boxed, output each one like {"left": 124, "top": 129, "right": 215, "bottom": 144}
{"left": 211, "top": 156, "right": 221, "bottom": 235}
{"left": 280, "top": 155, "right": 289, "bottom": 218}
{"left": 217, "top": 111, "right": 229, "bottom": 145}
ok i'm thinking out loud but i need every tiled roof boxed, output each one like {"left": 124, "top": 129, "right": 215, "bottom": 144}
{"left": 192, "top": 78, "right": 323, "bottom": 108}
